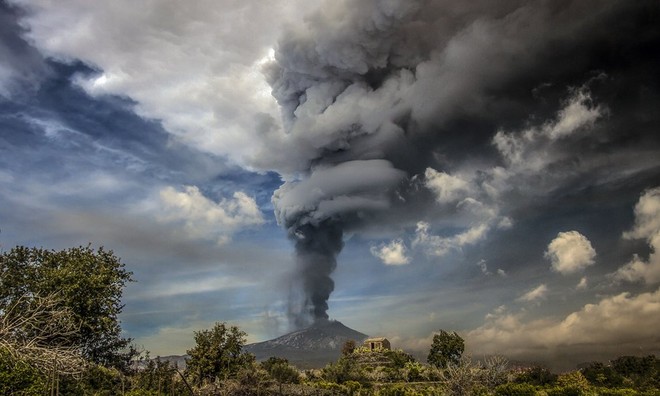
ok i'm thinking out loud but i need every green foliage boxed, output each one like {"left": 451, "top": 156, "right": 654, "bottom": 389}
{"left": 385, "top": 349, "right": 416, "bottom": 369}
{"left": 0, "top": 245, "right": 133, "bottom": 368}
{"left": 581, "top": 356, "right": 659, "bottom": 391}
{"left": 125, "top": 390, "right": 161, "bottom": 396}
{"left": 235, "top": 361, "right": 273, "bottom": 394}
{"left": 611, "top": 355, "right": 659, "bottom": 389}
{"left": 611, "top": 356, "right": 656, "bottom": 378}
{"left": 344, "top": 380, "right": 363, "bottom": 395}
{"left": 0, "top": 348, "right": 48, "bottom": 395}
{"left": 314, "top": 380, "right": 350, "bottom": 393}
{"left": 261, "top": 356, "right": 300, "bottom": 393}
{"left": 427, "top": 330, "right": 464, "bottom": 369}
{"left": 494, "top": 382, "right": 537, "bottom": 396}
{"left": 543, "top": 371, "right": 594, "bottom": 396}
{"left": 515, "top": 366, "right": 558, "bottom": 386}
{"left": 343, "top": 339, "right": 358, "bottom": 356}
{"left": 268, "top": 360, "right": 300, "bottom": 385}
{"left": 260, "top": 356, "right": 289, "bottom": 371}
{"left": 375, "top": 383, "right": 440, "bottom": 396}
{"left": 403, "top": 361, "right": 425, "bottom": 382}
{"left": 581, "top": 361, "right": 624, "bottom": 388}
{"left": 322, "top": 356, "right": 365, "bottom": 384}
{"left": 184, "top": 322, "right": 252, "bottom": 386}
{"left": 594, "top": 388, "right": 641, "bottom": 396}
{"left": 132, "top": 356, "right": 189, "bottom": 395}
{"left": 557, "top": 371, "right": 590, "bottom": 389}
{"left": 78, "top": 364, "right": 125, "bottom": 395}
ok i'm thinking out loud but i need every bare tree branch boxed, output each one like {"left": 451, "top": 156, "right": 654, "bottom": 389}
{"left": 0, "top": 292, "right": 87, "bottom": 375}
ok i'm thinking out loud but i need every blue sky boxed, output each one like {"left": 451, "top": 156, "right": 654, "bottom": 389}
{"left": 1, "top": 0, "right": 659, "bottom": 369}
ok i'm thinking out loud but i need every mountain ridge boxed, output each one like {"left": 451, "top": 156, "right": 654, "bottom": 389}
{"left": 244, "top": 320, "right": 368, "bottom": 368}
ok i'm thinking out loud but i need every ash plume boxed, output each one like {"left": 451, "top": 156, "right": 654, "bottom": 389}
{"left": 273, "top": 160, "right": 406, "bottom": 326}
{"left": 267, "top": 0, "right": 660, "bottom": 327}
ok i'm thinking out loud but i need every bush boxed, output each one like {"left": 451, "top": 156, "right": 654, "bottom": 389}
{"left": 377, "top": 383, "right": 421, "bottom": 396}
{"left": 344, "top": 380, "right": 363, "bottom": 395}
{"left": 0, "top": 350, "right": 48, "bottom": 395}
{"left": 495, "top": 382, "right": 537, "bottom": 396}
{"left": 514, "top": 366, "right": 557, "bottom": 386}
{"left": 125, "top": 390, "right": 160, "bottom": 396}
{"left": 403, "top": 361, "right": 425, "bottom": 382}
{"left": 581, "top": 362, "right": 624, "bottom": 388}
{"left": 594, "top": 388, "right": 639, "bottom": 396}
{"left": 322, "top": 356, "right": 368, "bottom": 384}
{"left": 315, "top": 380, "right": 348, "bottom": 393}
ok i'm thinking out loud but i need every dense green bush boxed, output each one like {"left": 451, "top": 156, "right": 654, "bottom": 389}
{"left": 0, "top": 349, "right": 48, "bottom": 395}
{"left": 594, "top": 388, "right": 640, "bottom": 396}
{"left": 376, "top": 383, "right": 419, "bottom": 396}
{"left": 494, "top": 382, "right": 537, "bottom": 396}
{"left": 514, "top": 366, "right": 557, "bottom": 386}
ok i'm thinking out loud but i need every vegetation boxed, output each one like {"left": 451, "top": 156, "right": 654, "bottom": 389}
{"left": 0, "top": 245, "right": 134, "bottom": 368}
{"left": 185, "top": 322, "right": 253, "bottom": 386}
{"left": 1, "top": 244, "right": 659, "bottom": 395}
{"left": 428, "top": 330, "right": 465, "bottom": 369}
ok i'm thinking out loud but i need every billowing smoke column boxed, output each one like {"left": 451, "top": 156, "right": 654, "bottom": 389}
{"left": 293, "top": 221, "right": 343, "bottom": 323}
{"left": 266, "top": 0, "right": 424, "bottom": 327}
{"left": 273, "top": 160, "right": 406, "bottom": 325}
{"left": 265, "top": 0, "right": 658, "bottom": 327}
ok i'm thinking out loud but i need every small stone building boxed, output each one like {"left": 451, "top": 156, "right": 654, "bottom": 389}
{"left": 363, "top": 337, "right": 391, "bottom": 351}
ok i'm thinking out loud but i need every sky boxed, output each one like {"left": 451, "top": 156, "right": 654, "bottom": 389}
{"left": 1, "top": 0, "right": 659, "bottom": 370}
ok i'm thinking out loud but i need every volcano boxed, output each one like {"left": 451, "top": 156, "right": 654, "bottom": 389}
{"left": 244, "top": 320, "right": 368, "bottom": 368}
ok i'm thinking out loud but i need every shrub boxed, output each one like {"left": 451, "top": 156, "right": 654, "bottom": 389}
{"left": 315, "top": 380, "right": 348, "bottom": 393}
{"left": 494, "top": 382, "right": 537, "bottom": 396}
{"left": 514, "top": 366, "right": 557, "bottom": 386}
{"left": 595, "top": 388, "right": 639, "bottom": 396}
{"left": 0, "top": 349, "right": 48, "bottom": 396}
{"left": 377, "top": 383, "right": 421, "bottom": 396}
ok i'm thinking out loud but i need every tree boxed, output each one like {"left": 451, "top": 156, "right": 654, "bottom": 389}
{"left": 0, "top": 292, "right": 86, "bottom": 376}
{"left": 0, "top": 245, "right": 133, "bottom": 368}
{"left": 427, "top": 330, "right": 464, "bottom": 368}
{"left": 514, "top": 365, "right": 557, "bottom": 386}
{"left": 132, "top": 356, "right": 189, "bottom": 395}
{"left": 262, "top": 358, "right": 299, "bottom": 395}
{"left": 184, "top": 322, "right": 252, "bottom": 386}
{"left": 342, "top": 339, "right": 357, "bottom": 356}
{"left": 553, "top": 370, "right": 592, "bottom": 395}
{"left": 0, "top": 348, "right": 49, "bottom": 396}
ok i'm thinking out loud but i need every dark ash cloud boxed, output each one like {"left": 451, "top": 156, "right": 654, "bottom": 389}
{"left": 266, "top": 0, "right": 660, "bottom": 328}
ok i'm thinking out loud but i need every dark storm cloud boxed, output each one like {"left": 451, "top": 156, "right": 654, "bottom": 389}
{"left": 0, "top": 1, "right": 50, "bottom": 97}
{"left": 267, "top": 0, "right": 660, "bottom": 326}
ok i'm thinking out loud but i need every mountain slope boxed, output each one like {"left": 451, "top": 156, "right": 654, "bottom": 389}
{"left": 245, "top": 320, "right": 368, "bottom": 368}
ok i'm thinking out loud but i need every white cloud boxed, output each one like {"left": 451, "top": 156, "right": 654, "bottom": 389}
{"left": 477, "top": 259, "right": 491, "bottom": 276}
{"left": 424, "top": 168, "right": 471, "bottom": 204}
{"left": 370, "top": 239, "right": 410, "bottom": 266}
{"left": 517, "top": 284, "right": 548, "bottom": 303}
{"left": 613, "top": 187, "right": 660, "bottom": 284}
{"left": 412, "top": 221, "right": 490, "bottom": 257}
{"left": 576, "top": 276, "right": 588, "bottom": 290}
{"left": 158, "top": 185, "right": 264, "bottom": 244}
{"left": 545, "top": 231, "right": 596, "bottom": 275}
{"left": 546, "top": 89, "right": 603, "bottom": 139}
{"left": 11, "top": 0, "right": 317, "bottom": 169}
{"left": 131, "top": 273, "right": 257, "bottom": 299}
{"left": 468, "top": 288, "right": 660, "bottom": 361}
{"left": 492, "top": 87, "right": 604, "bottom": 172}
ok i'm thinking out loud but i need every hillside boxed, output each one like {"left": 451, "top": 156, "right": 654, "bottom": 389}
{"left": 244, "top": 320, "right": 369, "bottom": 368}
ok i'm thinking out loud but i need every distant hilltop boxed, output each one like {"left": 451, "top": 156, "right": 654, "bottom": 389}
{"left": 244, "top": 320, "right": 368, "bottom": 369}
